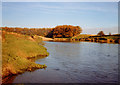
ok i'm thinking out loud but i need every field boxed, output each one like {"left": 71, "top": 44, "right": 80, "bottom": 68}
{"left": 72, "top": 34, "right": 95, "bottom": 39}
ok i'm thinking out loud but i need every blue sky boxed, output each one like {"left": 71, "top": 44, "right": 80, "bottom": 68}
{"left": 2, "top": 0, "right": 120, "bottom": 2}
{"left": 2, "top": 2, "right": 118, "bottom": 34}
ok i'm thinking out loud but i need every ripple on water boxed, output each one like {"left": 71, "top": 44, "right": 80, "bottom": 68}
{"left": 12, "top": 42, "right": 118, "bottom": 83}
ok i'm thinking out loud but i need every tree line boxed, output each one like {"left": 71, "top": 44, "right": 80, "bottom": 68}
{"left": 2, "top": 27, "right": 52, "bottom": 36}
{"left": 2, "top": 25, "right": 82, "bottom": 38}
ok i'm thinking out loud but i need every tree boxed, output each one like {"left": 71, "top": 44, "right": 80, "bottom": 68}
{"left": 2, "top": 25, "right": 82, "bottom": 38}
{"left": 46, "top": 25, "right": 82, "bottom": 38}
{"left": 97, "top": 31, "right": 105, "bottom": 36}
{"left": 109, "top": 32, "right": 111, "bottom": 35}
{"left": 2, "top": 27, "right": 52, "bottom": 37}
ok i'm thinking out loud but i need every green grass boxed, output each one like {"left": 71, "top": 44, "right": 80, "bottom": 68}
{"left": 72, "top": 34, "right": 120, "bottom": 40}
{"left": 72, "top": 34, "right": 92, "bottom": 39}
{"left": 103, "top": 36, "right": 120, "bottom": 39}
{"left": 2, "top": 32, "right": 49, "bottom": 78}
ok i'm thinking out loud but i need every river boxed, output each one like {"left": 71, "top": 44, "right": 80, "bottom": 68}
{"left": 13, "top": 42, "right": 119, "bottom": 83}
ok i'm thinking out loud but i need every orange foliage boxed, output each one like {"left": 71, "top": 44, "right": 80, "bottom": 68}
{"left": 2, "top": 25, "right": 82, "bottom": 38}
{"left": 47, "top": 25, "right": 82, "bottom": 38}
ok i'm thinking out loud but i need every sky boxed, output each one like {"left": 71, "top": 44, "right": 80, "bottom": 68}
{"left": 2, "top": 0, "right": 120, "bottom": 2}
{"left": 2, "top": 2, "right": 118, "bottom": 34}
{"left": 0, "top": 1, "right": 1, "bottom": 26}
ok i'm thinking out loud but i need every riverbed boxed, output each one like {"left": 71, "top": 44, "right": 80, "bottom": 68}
{"left": 13, "top": 42, "right": 119, "bottom": 83}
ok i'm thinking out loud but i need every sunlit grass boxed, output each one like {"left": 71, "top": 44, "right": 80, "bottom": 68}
{"left": 73, "top": 34, "right": 92, "bottom": 39}
{"left": 2, "top": 32, "right": 49, "bottom": 78}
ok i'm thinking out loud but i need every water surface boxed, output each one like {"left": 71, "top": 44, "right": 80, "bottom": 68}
{"left": 13, "top": 42, "right": 119, "bottom": 83}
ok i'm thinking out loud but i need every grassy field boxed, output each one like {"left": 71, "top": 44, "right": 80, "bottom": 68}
{"left": 72, "top": 34, "right": 93, "bottom": 39}
{"left": 97, "top": 35, "right": 120, "bottom": 39}
{"left": 2, "top": 31, "right": 49, "bottom": 80}
{"left": 72, "top": 34, "right": 120, "bottom": 40}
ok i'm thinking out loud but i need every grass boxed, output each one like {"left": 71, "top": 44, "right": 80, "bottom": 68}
{"left": 100, "top": 36, "right": 120, "bottom": 39}
{"left": 72, "top": 34, "right": 93, "bottom": 39}
{"left": 72, "top": 34, "right": 120, "bottom": 40}
{"left": 2, "top": 31, "right": 49, "bottom": 79}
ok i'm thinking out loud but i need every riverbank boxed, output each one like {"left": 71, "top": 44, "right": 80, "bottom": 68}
{"left": 71, "top": 34, "right": 120, "bottom": 44}
{"left": 41, "top": 34, "right": 120, "bottom": 44}
{"left": 2, "top": 31, "right": 49, "bottom": 83}
{"left": 12, "top": 41, "right": 118, "bottom": 83}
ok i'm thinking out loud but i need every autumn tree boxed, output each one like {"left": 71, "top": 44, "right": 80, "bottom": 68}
{"left": 109, "top": 32, "right": 111, "bottom": 35}
{"left": 2, "top": 27, "right": 52, "bottom": 37}
{"left": 46, "top": 25, "right": 82, "bottom": 38}
{"left": 97, "top": 31, "right": 105, "bottom": 36}
{"left": 2, "top": 25, "right": 82, "bottom": 38}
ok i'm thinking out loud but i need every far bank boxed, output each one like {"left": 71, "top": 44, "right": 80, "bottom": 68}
{"left": 40, "top": 34, "right": 120, "bottom": 44}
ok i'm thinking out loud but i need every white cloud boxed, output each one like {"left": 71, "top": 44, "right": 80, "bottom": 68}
{"left": 2, "top": 2, "right": 117, "bottom": 15}
{"left": 32, "top": 3, "right": 117, "bottom": 14}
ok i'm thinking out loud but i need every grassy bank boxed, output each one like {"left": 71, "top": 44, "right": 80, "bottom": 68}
{"left": 48, "top": 34, "right": 120, "bottom": 44}
{"left": 71, "top": 34, "right": 120, "bottom": 44}
{"left": 72, "top": 34, "right": 120, "bottom": 40}
{"left": 72, "top": 34, "right": 95, "bottom": 39}
{"left": 2, "top": 31, "right": 49, "bottom": 82}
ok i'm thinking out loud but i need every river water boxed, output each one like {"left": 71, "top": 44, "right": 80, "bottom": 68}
{"left": 13, "top": 42, "right": 119, "bottom": 83}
